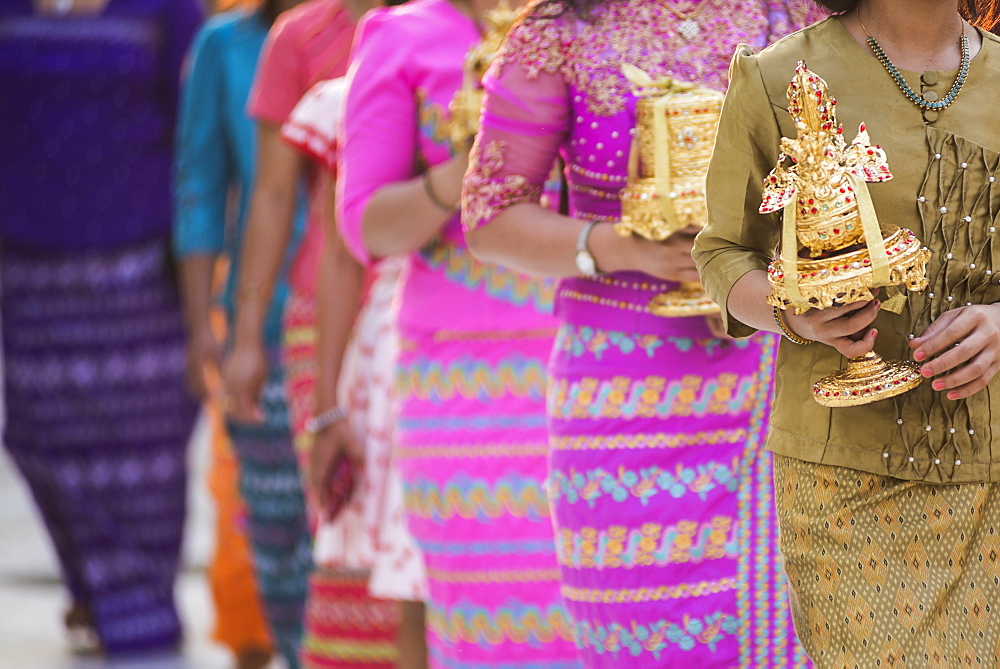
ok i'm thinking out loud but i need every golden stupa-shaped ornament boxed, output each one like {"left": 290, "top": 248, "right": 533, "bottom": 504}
{"left": 763, "top": 62, "right": 931, "bottom": 407}
{"left": 447, "top": 1, "right": 521, "bottom": 147}
{"left": 616, "top": 65, "right": 722, "bottom": 317}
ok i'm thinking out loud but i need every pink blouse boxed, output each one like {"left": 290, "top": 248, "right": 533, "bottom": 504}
{"left": 339, "top": 0, "right": 558, "bottom": 336}
{"left": 462, "top": 0, "right": 825, "bottom": 326}
{"left": 247, "top": 0, "right": 355, "bottom": 125}
{"left": 249, "top": 0, "right": 357, "bottom": 295}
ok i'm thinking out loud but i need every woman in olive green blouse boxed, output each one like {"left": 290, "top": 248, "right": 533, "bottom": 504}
{"left": 695, "top": 0, "right": 1000, "bottom": 663}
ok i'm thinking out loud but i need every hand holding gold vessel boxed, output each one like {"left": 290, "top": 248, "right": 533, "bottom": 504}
{"left": 782, "top": 293, "right": 881, "bottom": 359}
{"left": 590, "top": 223, "right": 701, "bottom": 282}
{"left": 763, "top": 62, "right": 931, "bottom": 407}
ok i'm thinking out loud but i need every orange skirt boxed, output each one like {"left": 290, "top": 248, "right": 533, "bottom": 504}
{"left": 206, "top": 403, "right": 273, "bottom": 654}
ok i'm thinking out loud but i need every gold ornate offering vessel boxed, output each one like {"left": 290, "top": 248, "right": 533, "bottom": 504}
{"left": 762, "top": 62, "right": 931, "bottom": 407}
{"left": 447, "top": 1, "right": 520, "bottom": 147}
{"left": 617, "top": 65, "right": 723, "bottom": 318}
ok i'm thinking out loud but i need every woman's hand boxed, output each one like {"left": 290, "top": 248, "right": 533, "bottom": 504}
{"left": 783, "top": 298, "right": 881, "bottom": 358}
{"left": 222, "top": 339, "right": 267, "bottom": 423}
{"left": 308, "top": 418, "right": 363, "bottom": 513}
{"left": 591, "top": 225, "right": 701, "bottom": 283}
{"left": 909, "top": 304, "right": 1000, "bottom": 400}
{"left": 185, "top": 324, "right": 222, "bottom": 401}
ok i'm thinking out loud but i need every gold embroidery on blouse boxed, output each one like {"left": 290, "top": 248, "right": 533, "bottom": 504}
{"left": 493, "top": 1, "right": 568, "bottom": 80}
{"left": 462, "top": 138, "right": 542, "bottom": 230}
{"left": 495, "top": 0, "right": 815, "bottom": 117}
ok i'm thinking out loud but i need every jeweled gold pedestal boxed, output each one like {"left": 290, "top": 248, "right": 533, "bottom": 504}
{"left": 648, "top": 283, "right": 719, "bottom": 317}
{"left": 813, "top": 352, "right": 922, "bottom": 408}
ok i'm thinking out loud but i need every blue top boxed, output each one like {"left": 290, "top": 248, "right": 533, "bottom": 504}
{"left": 173, "top": 9, "right": 305, "bottom": 344}
{"left": 0, "top": 0, "right": 203, "bottom": 250}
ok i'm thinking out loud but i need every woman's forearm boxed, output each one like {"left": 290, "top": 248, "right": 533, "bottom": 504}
{"left": 361, "top": 156, "right": 465, "bottom": 259}
{"left": 314, "top": 213, "right": 364, "bottom": 414}
{"left": 466, "top": 202, "right": 701, "bottom": 282}
{"left": 727, "top": 269, "right": 783, "bottom": 335}
{"left": 465, "top": 203, "right": 588, "bottom": 277}
{"left": 178, "top": 254, "right": 217, "bottom": 337}
{"left": 232, "top": 187, "right": 296, "bottom": 345}
{"left": 233, "top": 123, "right": 302, "bottom": 347}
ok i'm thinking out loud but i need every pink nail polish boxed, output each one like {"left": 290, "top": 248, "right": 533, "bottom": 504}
{"left": 921, "top": 367, "right": 933, "bottom": 378}
{"left": 933, "top": 381, "right": 944, "bottom": 390}
{"left": 948, "top": 392, "right": 959, "bottom": 400}
{"left": 914, "top": 350, "right": 926, "bottom": 361}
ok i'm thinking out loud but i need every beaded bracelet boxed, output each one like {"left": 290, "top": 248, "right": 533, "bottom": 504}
{"left": 773, "top": 306, "right": 815, "bottom": 345}
{"left": 305, "top": 406, "right": 347, "bottom": 434}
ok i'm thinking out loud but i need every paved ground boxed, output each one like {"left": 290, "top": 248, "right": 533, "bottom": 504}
{"left": 0, "top": 413, "right": 236, "bottom": 669}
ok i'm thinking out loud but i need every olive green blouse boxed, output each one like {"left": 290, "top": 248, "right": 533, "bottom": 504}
{"left": 695, "top": 17, "right": 1000, "bottom": 484}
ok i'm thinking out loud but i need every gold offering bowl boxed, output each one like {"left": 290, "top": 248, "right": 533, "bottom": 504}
{"left": 764, "top": 61, "right": 931, "bottom": 407}
{"left": 648, "top": 282, "right": 720, "bottom": 317}
{"left": 634, "top": 94, "right": 719, "bottom": 180}
{"left": 766, "top": 226, "right": 930, "bottom": 313}
{"left": 615, "top": 78, "right": 722, "bottom": 318}
{"left": 771, "top": 225, "right": 929, "bottom": 408}
{"left": 616, "top": 174, "right": 709, "bottom": 242}
{"left": 795, "top": 188, "right": 867, "bottom": 257}
{"left": 617, "top": 179, "right": 685, "bottom": 242}
{"left": 614, "top": 183, "right": 720, "bottom": 317}
{"left": 813, "top": 351, "right": 921, "bottom": 407}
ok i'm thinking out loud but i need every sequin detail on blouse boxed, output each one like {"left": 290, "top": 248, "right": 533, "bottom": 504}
{"left": 463, "top": 139, "right": 542, "bottom": 230}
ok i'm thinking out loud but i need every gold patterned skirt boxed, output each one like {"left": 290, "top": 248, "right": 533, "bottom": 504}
{"left": 774, "top": 454, "right": 1000, "bottom": 668}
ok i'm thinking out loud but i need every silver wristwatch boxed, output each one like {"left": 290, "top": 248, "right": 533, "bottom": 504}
{"left": 575, "top": 221, "right": 599, "bottom": 276}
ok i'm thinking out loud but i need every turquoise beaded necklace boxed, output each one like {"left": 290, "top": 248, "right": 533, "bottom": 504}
{"left": 858, "top": 7, "right": 970, "bottom": 112}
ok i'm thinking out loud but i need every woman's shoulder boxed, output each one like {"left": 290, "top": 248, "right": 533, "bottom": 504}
{"left": 188, "top": 10, "right": 243, "bottom": 59}
{"left": 980, "top": 27, "right": 1000, "bottom": 66}
{"left": 359, "top": 0, "right": 463, "bottom": 38}
{"left": 490, "top": 0, "right": 573, "bottom": 79}
{"left": 197, "top": 9, "right": 261, "bottom": 44}
{"left": 730, "top": 17, "right": 845, "bottom": 107}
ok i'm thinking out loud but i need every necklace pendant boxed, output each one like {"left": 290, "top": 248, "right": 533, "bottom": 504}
{"left": 677, "top": 18, "right": 701, "bottom": 40}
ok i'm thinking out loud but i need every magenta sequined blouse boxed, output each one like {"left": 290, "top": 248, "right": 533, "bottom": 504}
{"left": 463, "top": 0, "right": 826, "bottom": 329}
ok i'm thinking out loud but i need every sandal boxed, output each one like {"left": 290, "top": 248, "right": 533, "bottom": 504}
{"left": 64, "top": 604, "right": 101, "bottom": 656}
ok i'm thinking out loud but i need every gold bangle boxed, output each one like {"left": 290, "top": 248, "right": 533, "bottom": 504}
{"left": 423, "top": 169, "right": 457, "bottom": 213}
{"left": 773, "top": 306, "right": 814, "bottom": 345}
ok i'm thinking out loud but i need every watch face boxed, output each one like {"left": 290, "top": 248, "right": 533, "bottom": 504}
{"left": 575, "top": 251, "right": 596, "bottom": 276}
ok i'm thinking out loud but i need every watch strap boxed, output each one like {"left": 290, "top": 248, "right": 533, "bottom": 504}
{"left": 576, "top": 220, "right": 598, "bottom": 256}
